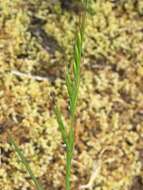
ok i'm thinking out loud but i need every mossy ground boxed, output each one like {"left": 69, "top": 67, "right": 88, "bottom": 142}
{"left": 0, "top": 1, "right": 143, "bottom": 190}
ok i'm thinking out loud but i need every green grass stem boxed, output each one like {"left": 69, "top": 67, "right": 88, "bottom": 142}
{"left": 55, "top": 1, "right": 88, "bottom": 190}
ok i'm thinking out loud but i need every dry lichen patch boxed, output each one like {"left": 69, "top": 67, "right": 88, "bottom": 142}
{"left": 0, "top": 0, "right": 143, "bottom": 190}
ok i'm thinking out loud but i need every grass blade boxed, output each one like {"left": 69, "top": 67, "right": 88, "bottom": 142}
{"left": 66, "top": 70, "right": 72, "bottom": 98}
{"left": 54, "top": 106, "right": 68, "bottom": 145}
{"left": 8, "top": 133, "right": 44, "bottom": 190}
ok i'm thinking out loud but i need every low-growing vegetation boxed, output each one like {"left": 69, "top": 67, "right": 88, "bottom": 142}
{"left": 0, "top": 1, "right": 143, "bottom": 190}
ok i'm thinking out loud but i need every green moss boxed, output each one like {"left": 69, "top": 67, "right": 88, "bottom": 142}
{"left": 0, "top": 1, "right": 143, "bottom": 190}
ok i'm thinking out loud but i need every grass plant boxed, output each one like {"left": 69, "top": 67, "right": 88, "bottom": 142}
{"left": 55, "top": 1, "right": 88, "bottom": 189}
{"left": 8, "top": 1, "right": 88, "bottom": 190}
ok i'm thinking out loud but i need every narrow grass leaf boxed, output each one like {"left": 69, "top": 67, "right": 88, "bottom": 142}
{"left": 66, "top": 71, "right": 72, "bottom": 98}
{"left": 68, "top": 127, "right": 74, "bottom": 151}
{"left": 8, "top": 133, "right": 44, "bottom": 190}
{"left": 54, "top": 106, "right": 67, "bottom": 145}
{"left": 76, "top": 33, "right": 82, "bottom": 54}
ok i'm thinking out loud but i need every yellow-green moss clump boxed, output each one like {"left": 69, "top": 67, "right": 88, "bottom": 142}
{"left": 0, "top": 0, "right": 143, "bottom": 190}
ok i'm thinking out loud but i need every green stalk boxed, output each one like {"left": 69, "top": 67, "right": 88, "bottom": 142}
{"left": 64, "top": 1, "right": 88, "bottom": 190}
{"left": 66, "top": 150, "right": 73, "bottom": 190}
{"left": 66, "top": 126, "right": 74, "bottom": 190}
